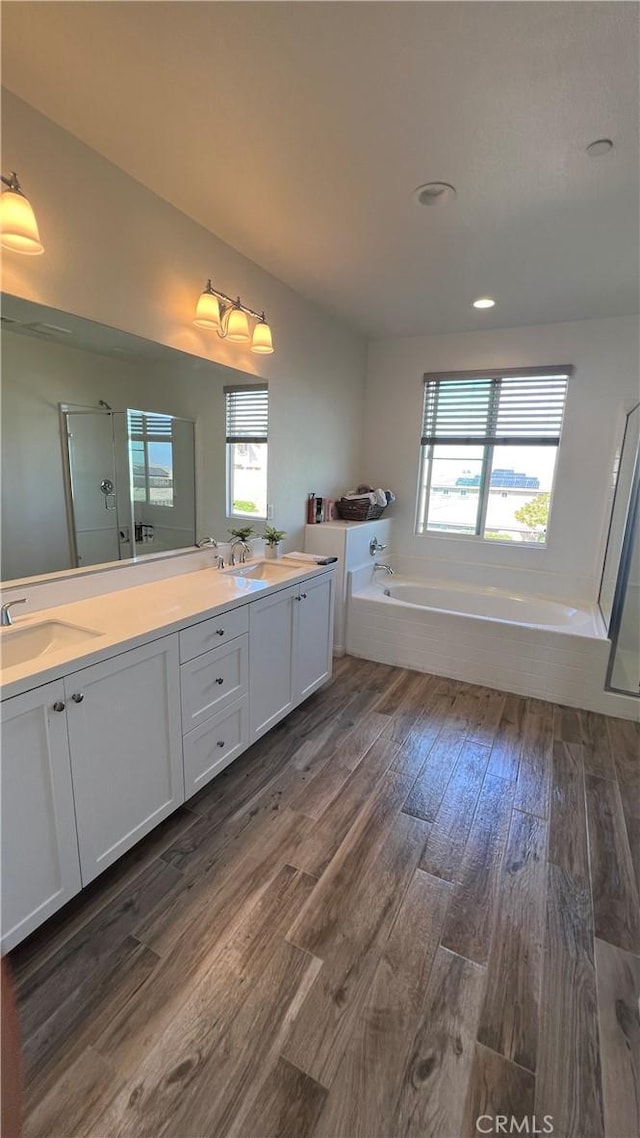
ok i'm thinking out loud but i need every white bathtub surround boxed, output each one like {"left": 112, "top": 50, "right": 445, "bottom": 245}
{"left": 304, "top": 517, "right": 392, "bottom": 653}
{"left": 346, "top": 567, "right": 638, "bottom": 719}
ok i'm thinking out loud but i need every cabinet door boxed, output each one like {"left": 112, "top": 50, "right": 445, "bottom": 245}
{"left": 293, "top": 572, "right": 334, "bottom": 702}
{"left": 1, "top": 681, "right": 81, "bottom": 951}
{"left": 248, "top": 584, "right": 296, "bottom": 740}
{"left": 64, "top": 635, "right": 184, "bottom": 884}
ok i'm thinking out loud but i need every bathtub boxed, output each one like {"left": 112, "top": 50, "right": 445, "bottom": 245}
{"left": 379, "top": 580, "right": 601, "bottom": 636}
{"left": 345, "top": 573, "right": 638, "bottom": 717}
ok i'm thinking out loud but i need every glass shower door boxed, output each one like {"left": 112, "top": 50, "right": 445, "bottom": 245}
{"left": 64, "top": 410, "right": 127, "bottom": 567}
{"left": 600, "top": 402, "right": 640, "bottom": 697}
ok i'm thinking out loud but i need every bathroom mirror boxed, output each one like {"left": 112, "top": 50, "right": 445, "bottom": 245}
{"left": 1, "top": 294, "right": 256, "bottom": 583}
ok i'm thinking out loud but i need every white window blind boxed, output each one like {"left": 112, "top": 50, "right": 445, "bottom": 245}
{"left": 127, "top": 410, "right": 173, "bottom": 438}
{"left": 225, "top": 385, "right": 268, "bottom": 444}
{"left": 421, "top": 368, "right": 571, "bottom": 447}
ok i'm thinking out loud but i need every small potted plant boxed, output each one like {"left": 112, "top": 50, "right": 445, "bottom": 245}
{"left": 228, "top": 524, "right": 255, "bottom": 559}
{"left": 228, "top": 525, "right": 255, "bottom": 543}
{"left": 261, "top": 524, "right": 287, "bottom": 559}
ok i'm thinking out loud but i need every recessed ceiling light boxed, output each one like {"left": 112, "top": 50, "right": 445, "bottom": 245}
{"left": 586, "top": 138, "right": 613, "bottom": 157}
{"left": 413, "top": 182, "right": 457, "bottom": 207}
{"left": 473, "top": 297, "right": 495, "bottom": 309}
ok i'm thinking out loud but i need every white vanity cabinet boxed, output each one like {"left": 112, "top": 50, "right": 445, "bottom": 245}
{"left": 1, "top": 681, "right": 82, "bottom": 951}
{"left": 0, "top": 565, "right": 335, "bottom": 948}
{"left": 249, "top": 572, "right": 334, "bottom": 740}
{"left": 64, "top": 635, "right": 184, "bottom": 884}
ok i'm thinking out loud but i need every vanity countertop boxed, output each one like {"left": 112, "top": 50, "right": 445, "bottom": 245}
{"left": 0, "top": 559, "right": 335, "bottom": 701}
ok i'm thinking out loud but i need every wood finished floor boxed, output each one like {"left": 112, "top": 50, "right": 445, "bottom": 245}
{"left": 9, "top": 657, "right": 640, "bottom": 1138}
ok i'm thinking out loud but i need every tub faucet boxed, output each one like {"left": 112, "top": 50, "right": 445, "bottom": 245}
{"left": 373, "top": 562, "right": 394, "bottom": 575}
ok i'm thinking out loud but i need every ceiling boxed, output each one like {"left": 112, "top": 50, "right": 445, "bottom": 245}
{"left": 2, "top": 1, "right": 638, "bottom": 338}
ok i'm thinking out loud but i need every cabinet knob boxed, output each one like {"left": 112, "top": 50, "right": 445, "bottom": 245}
{"left": 217, "top": 740, "right": 225, "bottom": 748}
{"left": 71, "top": 692, "right": 84, "bottom": 703}
{"left": 300, "top": 592, "right": 307, "bottom": 600}
{"left": 215, "top": 677, "right": 224, "bottom": 685}
{"left": 216, "top": 628, "right": 225, "bottom": 636}
{"left": 52, "top": 700, "right": 65, "bottom": 713}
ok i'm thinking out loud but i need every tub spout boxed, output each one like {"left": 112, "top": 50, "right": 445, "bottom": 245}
{"left": 373, "top": 562, "right": 394, "bottom": 575}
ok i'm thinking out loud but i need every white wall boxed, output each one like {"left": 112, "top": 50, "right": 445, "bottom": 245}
{"left": 1, "top": 90, "right": 366, "bottom": 563}
{"left": 364, "top": 315, "right": 640, "bottom": 603}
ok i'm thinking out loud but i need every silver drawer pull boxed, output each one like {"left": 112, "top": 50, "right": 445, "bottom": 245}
{"left": 217, "top": 740, "right": 225, "bottom": 748}
{"left": 215, "top": 677, "right": 224, "bottom": 685}
{"left": 71, "top": 692, "right": 84, "bottom": 703}
{"left": 52, "top": 701, "right": 65, "bottom": 713}
{"left": 215, "top": 628, "right": 225, "bottom": 636}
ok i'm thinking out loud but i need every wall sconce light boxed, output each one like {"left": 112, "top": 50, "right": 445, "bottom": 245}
{"left": 193, "top": 280, "right": 274, "bottom": 354}
{"left": 0, "top": 172, "right": 44, "bottom": 255}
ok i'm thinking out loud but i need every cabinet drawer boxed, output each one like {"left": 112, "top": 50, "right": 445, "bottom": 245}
{"left": 181, "top": 634, "right": 248, "bottom": 731}
{"left": 180, "top": 605, "right": 249, "bottom": 663}
{"left": 183, "top": 698, "right": 248, "bottom": 798}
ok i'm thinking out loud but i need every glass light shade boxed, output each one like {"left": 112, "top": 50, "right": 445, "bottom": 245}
{"left": 193, "top": 288, "right": 221, "bottom": 329}
{"left": 226, "top": 306, "right": 251, "bottom": 343}
{"left": 251, "top": 319, "right": 274, "bottom": 354}
{"left": 0, "top": 189, "right": 44, "bottom": 254}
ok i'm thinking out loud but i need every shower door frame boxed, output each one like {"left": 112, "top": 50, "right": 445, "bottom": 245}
{"left": 59, "top": 405, "right": 134, "bottom": 570}
{"left": 599, "top": 400, "right": 640, "bottom": 696}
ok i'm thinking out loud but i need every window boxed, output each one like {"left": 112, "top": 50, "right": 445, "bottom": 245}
{"left": 127, "top": 410, "right": 174, "bottom": 508}
{"left": 225, "top": 384, "right": 268, "bottom": 518}
{"left": 416, "top": 367, "right": 571, "bottom": 544}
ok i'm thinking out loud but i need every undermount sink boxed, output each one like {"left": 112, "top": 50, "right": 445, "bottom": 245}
{"left": 228, "top": 560, "right": 294, "bottom": 581}
{"left": 0, "top": 621, "right": 101, "bottom": 668}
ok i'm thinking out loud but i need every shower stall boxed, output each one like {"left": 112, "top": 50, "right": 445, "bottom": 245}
{"left": 599, "top": 401, "right": 640, "bottom": 697}
{"left": 61, "top": 406, "right": 196, "bottom": 569}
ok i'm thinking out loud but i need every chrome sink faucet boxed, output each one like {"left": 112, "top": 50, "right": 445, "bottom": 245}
{"left": 196, "top": 537, "right": 218, "bottom": 549}
{"left": 373, "top": 562, "right": 394, "bottom": 575}
{"left": 230, "top": 538, "right": 251, "bottom": 566}
{"left": 1, "top": 598, "right": 27, "bottom": 626}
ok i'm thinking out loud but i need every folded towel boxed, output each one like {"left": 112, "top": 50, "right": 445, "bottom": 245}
{"left": 374, "top": 488, "right": 387, "bottom": 507}
{"left": 283, "top": 552, "right": 338, "bottom": 565}
{"left": 344, "top": 491, "right": 376, "bottom": 503}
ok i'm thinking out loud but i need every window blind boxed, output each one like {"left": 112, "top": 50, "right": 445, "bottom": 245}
{"left": 225, "top": 385, "right": 268, "bottom": 443}
{"left": 421, "top": 368, "right": 571, "bottom": 447}
{"left": 127, "top": 410, "right": 173, "bottom": 438}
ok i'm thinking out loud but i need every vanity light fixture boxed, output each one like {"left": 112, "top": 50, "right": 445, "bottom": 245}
{"left": 0, "top": 171, "right": 44, "bottom": 255}
{"left": 193, "top": 280, "right": 274, "bottom": 354}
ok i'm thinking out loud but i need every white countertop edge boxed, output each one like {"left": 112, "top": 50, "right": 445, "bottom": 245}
{"left": 0, "top": 560, "right": 336, "bottom": 702}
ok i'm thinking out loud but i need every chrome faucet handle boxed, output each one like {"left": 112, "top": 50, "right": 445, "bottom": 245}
{"left": 1, "top": 598, "right": 27, "bottom": 626}
{"left": 215, "top": 555, "right": 225, "bottom": 569}
{"left": 369, "top": 536, "right": 387, "bottom": 556}
{"left": 196, "top": 537, "right": 218, "bottom": 549}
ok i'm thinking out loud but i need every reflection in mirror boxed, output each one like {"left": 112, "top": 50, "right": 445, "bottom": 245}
{"left": 1, "top": 293, "right": 262, "bottom": 584}
{"left": 62, "top": 407, "right": 195, "bottom": 569}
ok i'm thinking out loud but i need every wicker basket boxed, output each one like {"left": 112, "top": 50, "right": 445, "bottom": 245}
{"left": 336, "top": 498, "right": 386, "bottom": 521}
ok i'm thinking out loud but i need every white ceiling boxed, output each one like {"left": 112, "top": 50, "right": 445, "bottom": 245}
{"left": 2, "top": 1, "right": 638, "bottom": 338}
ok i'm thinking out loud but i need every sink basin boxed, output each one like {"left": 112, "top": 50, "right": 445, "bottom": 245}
{"left": 228, "top": 560, "right": 294, "bottom": 581}
{"left": 0, "top": 621, "right": 101, "bottom": 668}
